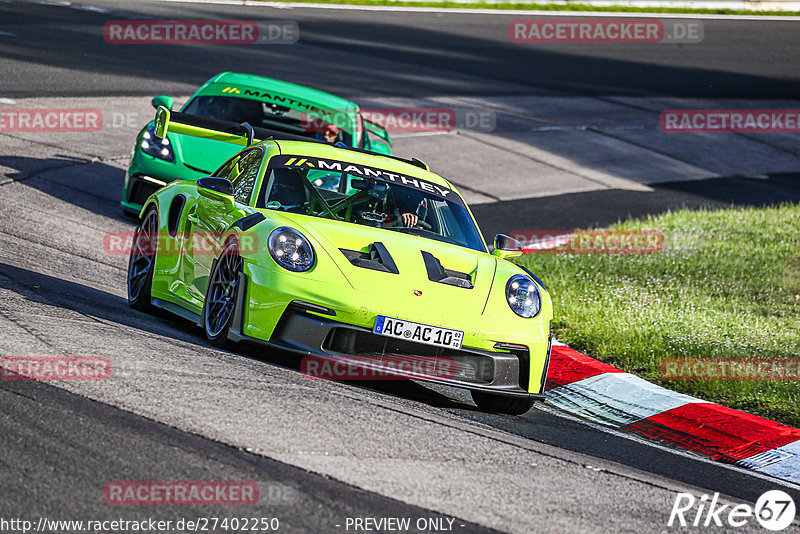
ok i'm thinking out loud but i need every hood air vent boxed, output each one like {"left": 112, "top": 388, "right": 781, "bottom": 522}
{"left": 420, "top": 251, "right": 473, "bottom": 289}
{"left": 339, "top": 242, "right": 399, "bottom": 274}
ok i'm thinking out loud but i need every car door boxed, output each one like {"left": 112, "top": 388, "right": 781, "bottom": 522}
{"left": 186, "top": 147, "right": 265, "bottom": 302}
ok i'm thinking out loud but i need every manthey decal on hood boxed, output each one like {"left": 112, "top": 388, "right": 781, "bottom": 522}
{"left": 271, "top": 155, "right": 462, "bottom": 206}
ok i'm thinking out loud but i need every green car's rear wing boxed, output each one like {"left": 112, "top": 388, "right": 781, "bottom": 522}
{"left": 153, "top": 106, "right": 429, "bottom": 171}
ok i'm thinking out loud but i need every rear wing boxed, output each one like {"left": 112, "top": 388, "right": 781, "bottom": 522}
{"left": 153, "top": 106, "right": 327, "bottom": 148}
{"left": 152, "top": 106, "right": 427, "bottom": 170}
{"left": 364, "top": 119, "right": 391, "bottom": 145}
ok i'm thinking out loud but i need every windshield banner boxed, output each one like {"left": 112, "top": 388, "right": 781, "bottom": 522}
{"left": 270, "top": 155, "right": 460, "bottom": 203}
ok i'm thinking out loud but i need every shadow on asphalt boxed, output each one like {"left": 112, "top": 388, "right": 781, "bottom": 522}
{"left": 234, "top": 340, "right": 479, "bottom": 412}
{"left": 472, "top": 172, "right": 800, "bottom": 241}
{"left": 0, "top": 260, "right": 475, "bottom": 413}
{"left": 0, "top": 261, "right": 210, "bottom": 350}
{"left": 0, "top": 154, "right": 130, "bottom": 224}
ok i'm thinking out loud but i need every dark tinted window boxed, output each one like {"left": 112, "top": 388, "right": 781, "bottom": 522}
{"left": 211, "top": 148, "right": 263, "bottom": 205}
{"left": 231, "top": 149, "right": 263, "bottom": 204}
{"left": 183, "top": 95, "right": 353, "bottom": 146}
{"left": 256, "top": 157, "right": 486, "bottom": 253}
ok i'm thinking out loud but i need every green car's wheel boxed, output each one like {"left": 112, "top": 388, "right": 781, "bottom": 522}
{"left": 471, "top": 391, "right": 535, "bottom": 415}
{"left": 203, "top": 239, "right": 242, "bottom": 348}
{"left": 127, "top": 207, "right": 159, "bottom": 311}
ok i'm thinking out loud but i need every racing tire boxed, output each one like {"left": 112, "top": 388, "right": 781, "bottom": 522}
{"left": 202, "top": 239, "right": 242, "bottom": 349}
{"left": 471, "top": 391, "right": 535, "bottom": 415}
{"left": 127, "top": 207, "right": 159, "bottom": 312}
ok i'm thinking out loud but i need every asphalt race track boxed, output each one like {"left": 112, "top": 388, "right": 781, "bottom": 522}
{"left": 1, "top": 1, "right": 800, "bottom": 532}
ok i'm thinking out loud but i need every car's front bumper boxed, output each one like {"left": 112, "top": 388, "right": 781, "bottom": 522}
{"left": 228, "top": 270, "right": 550, "bottom": 400}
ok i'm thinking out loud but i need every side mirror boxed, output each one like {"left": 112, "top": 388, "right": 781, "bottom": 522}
{"left": 492, "top": 234, "right": 524, "bottom": 259}
{"left": 197, "top": 177, "right": 235, "bottom": 212}
{"left": 151, "top": 95, "right": 174, "bottom": 111}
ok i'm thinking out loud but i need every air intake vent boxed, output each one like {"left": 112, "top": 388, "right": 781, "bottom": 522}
{"left": 340, "top": 242, "right": 399, "bottom": 274}
{"left": 420, "top": 251, "right": 473, "bottom": 289}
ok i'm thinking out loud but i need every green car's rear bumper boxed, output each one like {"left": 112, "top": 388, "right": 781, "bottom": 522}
{"left": 122, "top": 130, "right": 239, "bottom": 215}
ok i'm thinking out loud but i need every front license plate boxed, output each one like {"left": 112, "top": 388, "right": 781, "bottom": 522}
{"left": 373, "top": 316, "right": 464, "bottom": 349}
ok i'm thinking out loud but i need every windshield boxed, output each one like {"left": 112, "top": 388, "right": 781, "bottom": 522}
{"left": 257, "top": 155, "right": 486, "bottom": 252}
{"left": 182, "top": 95, "right": 354, "bottom": 146}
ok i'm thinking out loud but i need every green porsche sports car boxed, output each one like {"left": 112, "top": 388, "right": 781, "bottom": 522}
{"left": 122, "top": 72, "right": 392, "bottom": 215}
{"left": 127, "top": 107, "right": 552, "bottom": 415}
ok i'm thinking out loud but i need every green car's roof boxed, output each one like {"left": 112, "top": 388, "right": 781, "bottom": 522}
{"left": 272, "top": 140, "right": 453, "bottom": 189}
{"left": 203, "top": 72, "right": 355, "bottom": 111}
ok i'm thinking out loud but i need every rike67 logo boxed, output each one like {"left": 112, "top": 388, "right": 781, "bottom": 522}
{"left": 669, "top": 490, "right": 796, "bottom": 531}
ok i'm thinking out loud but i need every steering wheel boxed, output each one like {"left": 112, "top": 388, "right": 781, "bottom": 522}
{"left": 391, "top": 212, "right": 432, "bottom": 231}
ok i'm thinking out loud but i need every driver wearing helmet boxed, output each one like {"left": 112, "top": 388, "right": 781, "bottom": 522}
{"left": 355, "top": 180, "right": 419, "bottom": 228}
{"left": 204, "top": 97, "right": 236, "bottom": 121}
{"left": 322, "top": 124, "right": 341, "bottom": 144}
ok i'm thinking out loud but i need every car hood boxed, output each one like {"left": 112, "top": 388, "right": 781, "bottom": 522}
{"left": 269, "top": 212, "right": 497, "bottom": 315}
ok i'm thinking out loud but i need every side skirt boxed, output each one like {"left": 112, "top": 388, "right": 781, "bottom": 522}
{"left": 151, "top": 297, "right": 202, "bottom": 327}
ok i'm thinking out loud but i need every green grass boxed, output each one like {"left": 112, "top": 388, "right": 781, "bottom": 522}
{"left": 257, "top": 0, "right": 800, "bottom": 16}
{"left": 517, "top": 204, "right": 800, "bottom": 427}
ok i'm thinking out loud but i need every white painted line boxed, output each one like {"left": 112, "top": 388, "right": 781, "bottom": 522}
{"left": 71, "top": 4, "right": 111, "bottom": 12}
{"left": 0, "top": 31, "right": 15, "bottom": 37}
{"left": 752, "top": 439, "right": 800, "bottom": 484}
{"left": 156, "top": 0, "right": 800, "bottom": 21}
{"left": 0, "top": 98, "right": 17, "bottom": 104}
{"left": 531, "top": 125, "right": 589, "bottom": 132}
{"left": 546, "top": 372, "right": 701, "bottom": 426}
{"left": 737, "top": 447, "right": 795, "bottom": 469}
{"left": 391, "top": 130, "right": 456, "bottom": 138}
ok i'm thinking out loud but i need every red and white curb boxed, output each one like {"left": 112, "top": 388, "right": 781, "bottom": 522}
{"left": 546, "top": 344, "right": 800, "bottom": 485}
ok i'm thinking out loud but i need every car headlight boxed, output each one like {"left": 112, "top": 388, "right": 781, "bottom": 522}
{"left": 506, "top": 274, "right": 541, "bottom": 318}
{"left": 268, "top": 227, "right": 315, "bottom": 272}
{"left": 140, "top": 127, "right": 174, "bottom": 162}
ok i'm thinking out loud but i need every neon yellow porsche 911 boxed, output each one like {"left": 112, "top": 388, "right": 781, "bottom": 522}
{"left": 127, "top": 107, "right": 552, "bottom": 415}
